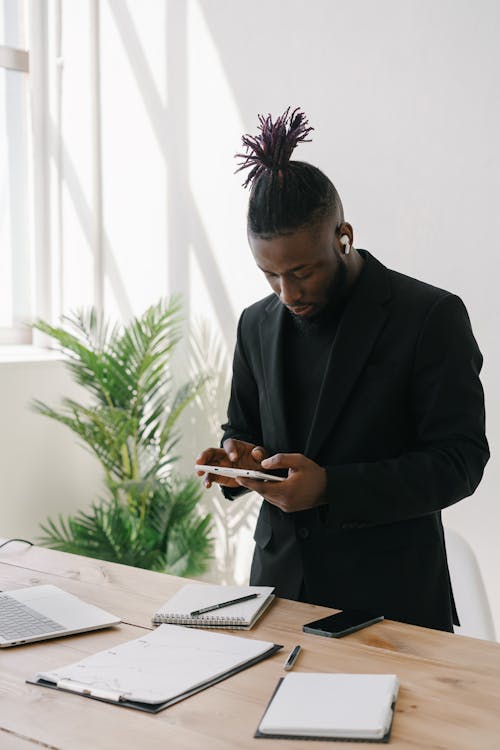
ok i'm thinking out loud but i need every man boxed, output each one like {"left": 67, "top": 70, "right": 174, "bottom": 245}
{"left": 196, "top": 108, "right": 489, "bottom": 631}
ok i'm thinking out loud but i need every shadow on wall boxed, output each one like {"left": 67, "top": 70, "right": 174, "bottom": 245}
{"left": 106, "top": 0, "right": 237, "bottom": 345}
{"left": 53, "top": 0, "right": 238, "bottom": 344}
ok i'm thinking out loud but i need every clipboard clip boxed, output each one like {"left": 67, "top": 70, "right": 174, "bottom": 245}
{"left": 57, "top": 678, "right": 124, "bottom": 702}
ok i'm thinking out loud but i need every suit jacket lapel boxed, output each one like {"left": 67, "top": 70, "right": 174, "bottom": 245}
{"left": 305, "top": 251, "right": 392, "bottom": 459}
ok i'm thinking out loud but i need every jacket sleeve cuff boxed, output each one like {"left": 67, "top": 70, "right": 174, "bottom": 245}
{"left": 324, "top": 466, "right": 344, "bottom": 529}
{"left": 221, "top": 485, "right": 250, "bottom": 502}
{"left": 323, "top": 465, "right": 369, "bottom": 531}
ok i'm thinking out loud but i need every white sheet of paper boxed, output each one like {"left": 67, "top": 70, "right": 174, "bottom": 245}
{"left": 36, "top": 624, "right": 275, "bottom": 704}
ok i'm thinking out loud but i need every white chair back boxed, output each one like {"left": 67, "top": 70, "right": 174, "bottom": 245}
{"left": 444, "top": 527, "right": 496, "bottom": 641}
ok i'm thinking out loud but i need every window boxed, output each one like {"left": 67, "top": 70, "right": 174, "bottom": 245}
{"left": 0, "top": 0, "right": 32, "bottom": 345}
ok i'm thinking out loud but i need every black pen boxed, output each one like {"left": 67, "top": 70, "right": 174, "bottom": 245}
{"left": 190, "top": 593, "right": 260, "bottom": 617}
{"left": 283, "top": 644, "right": 301, "bottom": 671}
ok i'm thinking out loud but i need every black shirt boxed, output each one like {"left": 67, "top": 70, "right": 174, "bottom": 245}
{"left": 283, "top": 307, "right": 344, "bottom": 454}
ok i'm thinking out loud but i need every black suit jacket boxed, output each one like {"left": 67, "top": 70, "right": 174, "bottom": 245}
{"left": 222, "top": 251, "right": 489, "bottom": 631}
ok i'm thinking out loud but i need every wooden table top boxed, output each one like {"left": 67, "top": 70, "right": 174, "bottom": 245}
{"left": 0, "top": 540, "right": 499, "bottom": 749}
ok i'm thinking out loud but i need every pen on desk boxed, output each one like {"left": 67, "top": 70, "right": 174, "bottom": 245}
{"left": 190, "top": 593, "right": 260, "bottom": 617}
{"left": 283, "top": 644, "right": 301, "bottom": 671}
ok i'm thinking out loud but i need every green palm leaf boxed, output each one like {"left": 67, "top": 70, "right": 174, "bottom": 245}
{"left": 33, "top": 297, "right": 213, "bottom": 575}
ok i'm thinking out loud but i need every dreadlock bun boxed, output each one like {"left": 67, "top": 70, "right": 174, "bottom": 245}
{"left": 236, "top": 107, "right": 342, "bottom": 238}
{"left": 235, "top": 107, "right": 313, "bottom": 188}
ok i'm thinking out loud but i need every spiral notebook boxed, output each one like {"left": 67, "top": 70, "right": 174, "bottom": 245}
{"left": 152, "top": 584, "right": 275, "bottom": 630}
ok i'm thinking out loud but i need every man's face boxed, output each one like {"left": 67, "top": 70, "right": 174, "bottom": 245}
{"left": 249, "top": 220, "right": 348, "bottom": 319}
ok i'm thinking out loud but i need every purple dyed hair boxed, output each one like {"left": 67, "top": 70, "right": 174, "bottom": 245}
{"left": 235, "top": 107, "right": 314, "bottom": 188}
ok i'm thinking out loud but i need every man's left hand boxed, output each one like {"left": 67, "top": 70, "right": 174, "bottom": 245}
{"left": 235, "top": 453, "right": 327, "bottom": 512}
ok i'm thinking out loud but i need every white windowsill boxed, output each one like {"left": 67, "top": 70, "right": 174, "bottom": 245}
{"left": 0, "top": 345, "right": 65, "bottom": 364}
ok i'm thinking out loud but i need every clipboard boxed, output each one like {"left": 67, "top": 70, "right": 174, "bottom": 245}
{"left": 27, "top": 624, "right": 283, "bottom": 713}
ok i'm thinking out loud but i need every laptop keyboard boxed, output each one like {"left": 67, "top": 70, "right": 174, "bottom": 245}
{"left": 0, "top": 594, "right": 66, "bottom": 641}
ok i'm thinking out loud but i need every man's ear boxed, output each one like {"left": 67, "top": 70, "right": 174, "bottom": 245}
{"left": 338, "top": 222, "right": 354, "bottom": 246}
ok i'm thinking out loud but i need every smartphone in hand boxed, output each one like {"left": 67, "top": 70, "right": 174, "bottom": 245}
{"left": 303, "top": 609, "right": 384, "bottom": 638}
{"left": 195, "top": 464, "right": 285, "bottom": 482}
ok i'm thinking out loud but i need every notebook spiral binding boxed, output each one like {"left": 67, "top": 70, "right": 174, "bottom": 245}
{"left": 153, "top": 614, "right": 247, "bottom": 627}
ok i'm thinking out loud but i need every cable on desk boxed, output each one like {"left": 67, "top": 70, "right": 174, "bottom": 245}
{"left": 0, "top": 538, "right": 34, "bottom": 550}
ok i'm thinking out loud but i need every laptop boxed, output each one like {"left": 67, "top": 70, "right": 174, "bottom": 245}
{"left": 0, "top": 584, "right": 121, "bottom": 647}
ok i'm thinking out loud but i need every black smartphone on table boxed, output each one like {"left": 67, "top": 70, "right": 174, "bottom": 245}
{"left": 302, "top": 609, "right": 384, "bottom": 638}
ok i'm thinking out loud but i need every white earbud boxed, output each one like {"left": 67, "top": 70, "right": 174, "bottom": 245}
{"left": 340, "top": 234, "right": 351, "bottom": 255}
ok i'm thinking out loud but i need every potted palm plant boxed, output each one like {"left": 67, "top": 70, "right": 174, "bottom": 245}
{"left": 32, "top": 297, "right": 213, "bottom": 577}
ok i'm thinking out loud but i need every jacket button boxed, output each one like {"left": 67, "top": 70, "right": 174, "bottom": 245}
{"left": 298, "top": 527, "right": 309, "bottom": 540}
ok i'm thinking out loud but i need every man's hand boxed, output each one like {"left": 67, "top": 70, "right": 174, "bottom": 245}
{"left": 235, "top": 452, "right": 327, "bottom": 512}
{"left": 196, "top": 439, "right": 268, "bottom": 489}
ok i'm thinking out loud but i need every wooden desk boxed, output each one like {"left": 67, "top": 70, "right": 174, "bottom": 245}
{"left": 0, "top": 542, "right": 499, "bottom": 750}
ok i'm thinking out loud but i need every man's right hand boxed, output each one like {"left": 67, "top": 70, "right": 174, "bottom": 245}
{"left": 195, "top": 439, "right": 268, "bottom": 489}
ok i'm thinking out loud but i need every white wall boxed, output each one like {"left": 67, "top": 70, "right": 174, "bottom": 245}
{"left": 2, "top": 0, "right": 499, "bottom": 633}
{"left": 0, "top": 355, "right": 102, "bottom": 541}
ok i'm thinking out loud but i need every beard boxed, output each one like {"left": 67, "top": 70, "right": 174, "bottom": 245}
{"left": 288, "top": 260, "right": 350, "bottom": 333}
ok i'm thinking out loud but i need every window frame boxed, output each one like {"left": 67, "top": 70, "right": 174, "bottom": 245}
{"left": 1, "top": 2, "right": 55, "bottom": 350}
{"left": 0, "top": 12, "right": 33, "bottom": 346}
